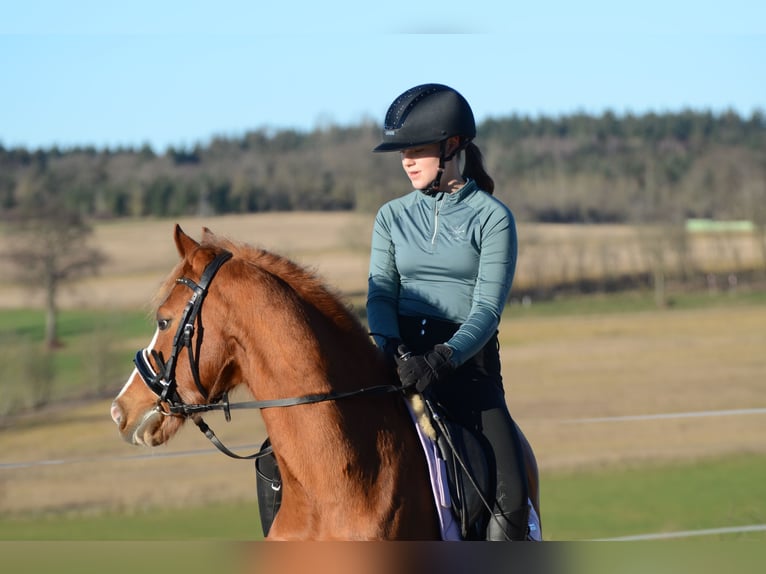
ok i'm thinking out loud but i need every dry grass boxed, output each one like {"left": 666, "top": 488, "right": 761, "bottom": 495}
{"left": 516, "top": 222, "right": 764, "bottom": 289}
{"left": 0, "top": 212, "right": 375, "bottom": 309}
{"left": 503, "top": 305, "right": 766, "bottom": 471}
{"left": 0, "top": 213, "right": 762, "bottom": 308}
{"left": 0, "top": 213, "right": 764, "bottom": 517}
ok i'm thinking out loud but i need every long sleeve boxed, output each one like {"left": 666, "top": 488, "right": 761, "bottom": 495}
{"left": 367, "top": 204, "right": 402, "bottom": 348}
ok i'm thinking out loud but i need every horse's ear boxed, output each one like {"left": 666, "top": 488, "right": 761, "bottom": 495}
{"left": 201, "top": 227, "right": 216, "bottom": 243}
{"left": 174, "top": 224, "right": 200, "bottom": 259}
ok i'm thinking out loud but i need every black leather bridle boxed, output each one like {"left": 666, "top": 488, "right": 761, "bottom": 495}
{"left": 132, "top": 249, "right": 402, "bottom": 460}
{"left": 134, "top": 250, "right": 233, "bottom": 412}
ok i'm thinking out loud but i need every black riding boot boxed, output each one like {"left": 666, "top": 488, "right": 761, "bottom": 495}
{"left": 486, "top": 505, "right": 530, "bottom": 541}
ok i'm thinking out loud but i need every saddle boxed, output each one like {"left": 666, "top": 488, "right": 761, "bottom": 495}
{"left": 421, "top": 399, "right": 496, "bottom": 540}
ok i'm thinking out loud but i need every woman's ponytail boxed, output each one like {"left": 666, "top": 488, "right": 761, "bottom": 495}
{"left": 461, "top": 142, "right": 494, "bottom": 195}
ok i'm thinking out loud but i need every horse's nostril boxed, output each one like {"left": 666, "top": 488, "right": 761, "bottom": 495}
{"left": 110, "top": 401, "right": 122, "bottom": 426}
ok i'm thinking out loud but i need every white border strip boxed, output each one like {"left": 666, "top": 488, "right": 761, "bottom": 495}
{"left": 563, "top": 407, "right": 766, "bottom": 424}
{"left": 594, "top": 524, "right": 766, "bottom": 541}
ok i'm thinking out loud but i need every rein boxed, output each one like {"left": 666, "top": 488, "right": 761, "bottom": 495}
{"left": 133, "top": 249, "right": 403, "bottom": 461}
{"left": 188, "top": 381, "right": 403, "bottom": 461}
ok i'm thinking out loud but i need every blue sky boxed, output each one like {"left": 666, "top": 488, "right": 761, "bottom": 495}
{"left": 1, "top": 1, "right": 764, "bottom": 151}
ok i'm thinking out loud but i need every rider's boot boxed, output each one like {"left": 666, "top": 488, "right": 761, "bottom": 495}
{"left": 486, "top": 505, "right": 530, "bottom": 541}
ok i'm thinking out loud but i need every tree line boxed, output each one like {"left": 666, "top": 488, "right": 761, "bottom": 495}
{"left": 1, "top": 108, "right": 764, "bottom": 225}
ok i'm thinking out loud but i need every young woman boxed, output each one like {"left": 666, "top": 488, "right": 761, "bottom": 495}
{"left": 367, "top": 83, "right": 532, "bottom": 540}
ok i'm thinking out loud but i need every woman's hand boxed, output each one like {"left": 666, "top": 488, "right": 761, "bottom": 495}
{"left": 394, "top": 344, "right": 455, "bottom": 392}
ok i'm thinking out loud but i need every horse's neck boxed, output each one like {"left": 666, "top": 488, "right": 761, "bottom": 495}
{"left": 261, "top": 385, "right": 395, "bottom": 462}
{"left": 228, "top": 284, "right": 401, "bottom": 485}
{"left": 251, "top": 339, "right": 398, "bottom": 472}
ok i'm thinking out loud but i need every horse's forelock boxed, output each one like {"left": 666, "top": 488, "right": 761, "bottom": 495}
{"left": 149, "top": 235, "right": 223, "bottom": 313}
{"left": 149, "top": 258, "right": 186, "bottom": 314}
{"left": 200, "top": 231, "right": 236, "bottom": 253}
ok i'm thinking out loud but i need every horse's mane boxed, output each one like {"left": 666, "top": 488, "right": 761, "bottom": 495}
{"left": 223, "top": 235, "right": 368, "bottom": 335}
{"left": 152, "top": 232, "right": 369, "bottom": 343}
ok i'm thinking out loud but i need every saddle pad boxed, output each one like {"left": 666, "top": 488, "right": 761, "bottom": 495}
{"left": 407, "top": 402, "right": 462, "bottom": 541}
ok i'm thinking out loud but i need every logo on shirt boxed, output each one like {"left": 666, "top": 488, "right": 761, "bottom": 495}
{"left": 444, "top": 223, "right": 467, "bottom": 240}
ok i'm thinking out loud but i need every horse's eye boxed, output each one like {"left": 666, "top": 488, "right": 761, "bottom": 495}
{"left": 158, "top": 318, "right": 171, "bottom": 331}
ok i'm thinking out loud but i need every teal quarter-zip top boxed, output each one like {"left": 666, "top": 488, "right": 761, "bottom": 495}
{"left": 367, "top": 179, "right": 518, "bottom": 367}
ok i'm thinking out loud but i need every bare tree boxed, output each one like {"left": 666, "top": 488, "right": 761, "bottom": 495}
{"left": 1, "top": 176, "right": 107, "bottom": 349}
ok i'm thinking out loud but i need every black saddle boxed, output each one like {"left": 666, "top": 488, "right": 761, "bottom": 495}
{"left": 428, "top": 401, "right": 496, "bottom": 540}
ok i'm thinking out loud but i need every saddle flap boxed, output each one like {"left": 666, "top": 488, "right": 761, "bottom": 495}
{"left": 436, "top": 419, "right": 494, "bottom": 539}
{"left": 254, "top": 437, "right": 282, "bottom": 537}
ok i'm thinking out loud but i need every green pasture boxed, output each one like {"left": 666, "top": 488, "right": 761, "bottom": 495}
{"left": 1, "top": 453, "right": 763, "bottom": 541}
{"left": 0, "top": 308, "right": 152, "bottom": 414}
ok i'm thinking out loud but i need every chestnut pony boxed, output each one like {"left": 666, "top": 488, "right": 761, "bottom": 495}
{"left": 111, "top": 225, "right": 540, "bottom": 540}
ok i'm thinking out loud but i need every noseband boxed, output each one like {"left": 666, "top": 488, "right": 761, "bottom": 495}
{"left": 132, "top": 248, "right": 402, "bottom": 460}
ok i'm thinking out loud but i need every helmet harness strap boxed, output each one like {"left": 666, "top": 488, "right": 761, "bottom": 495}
{"left": 422, "top": 138, "right": 465, "bottom": 196}
{"left": 422, "top": 140, "right": 447, "bottom": 196}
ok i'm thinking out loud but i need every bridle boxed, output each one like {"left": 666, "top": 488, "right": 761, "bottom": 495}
{"left": 134, "top": 250, "right": 233, "bottom": 412}
{"left": 132, "top": 249, "right": 402, "bottom": 460}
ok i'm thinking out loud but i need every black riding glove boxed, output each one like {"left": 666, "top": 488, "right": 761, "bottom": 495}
{"left": 394, "top": 344, "right": 455, "bottom": 393}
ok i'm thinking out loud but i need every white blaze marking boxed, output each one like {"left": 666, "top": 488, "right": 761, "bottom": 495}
{"left": 115, "top": 328, "right": 160, "bottom": 399}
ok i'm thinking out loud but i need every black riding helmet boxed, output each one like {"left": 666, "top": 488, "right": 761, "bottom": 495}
{"left": 374, "top": 84, "right": 476, "bottom": 193}
{"left": 373, "top": 83, "right": 476, "bottom": 153}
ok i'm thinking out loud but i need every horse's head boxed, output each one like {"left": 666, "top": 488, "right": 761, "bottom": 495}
{"left": 110, "top": 225, "right": 237, "bottom": 446}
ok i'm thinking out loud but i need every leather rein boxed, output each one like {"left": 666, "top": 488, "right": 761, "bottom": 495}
{"left": 132, "top": 250, "right": 402, "bottom": 460}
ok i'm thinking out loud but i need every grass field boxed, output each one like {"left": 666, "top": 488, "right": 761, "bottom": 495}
{"left": 1, "top": 453, "right": 764, "bottom": 541}
{"left": 1, "top": 213, "right": 764, "bottom": 545}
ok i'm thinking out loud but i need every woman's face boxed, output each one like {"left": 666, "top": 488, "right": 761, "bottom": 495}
{"left": 400, "top": 143, "right": 441, "bottom": 189}
{"left": 399, "top": 136, "right": 460, "bottom": 190}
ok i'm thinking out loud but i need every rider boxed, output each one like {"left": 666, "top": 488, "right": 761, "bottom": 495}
{"left": 367, "top": 83, "right": 532, "bottom": 541}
